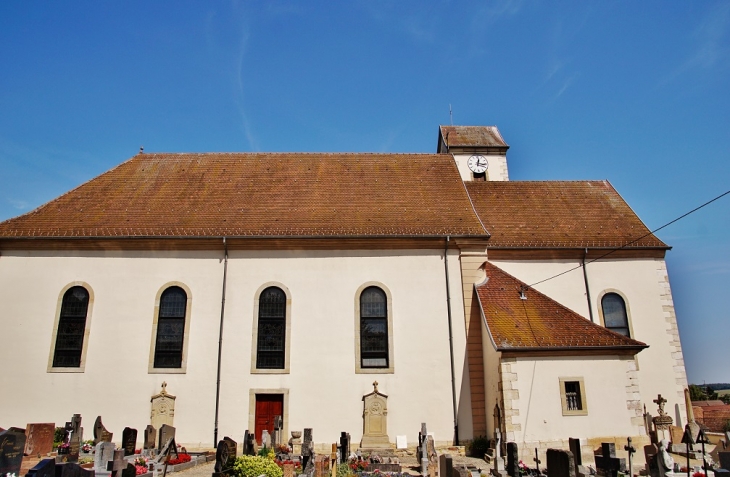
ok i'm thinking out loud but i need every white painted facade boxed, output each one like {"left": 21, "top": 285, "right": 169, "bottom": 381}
{"left": 0, "top": 248, "right": 469, "bottom": 449}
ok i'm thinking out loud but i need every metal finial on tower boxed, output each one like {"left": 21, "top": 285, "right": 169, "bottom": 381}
{"left": 449, "top": 104, "right": 453, "bottom": 125}
{"left": 140, "top": 146, "right": 144, "bottom": 154}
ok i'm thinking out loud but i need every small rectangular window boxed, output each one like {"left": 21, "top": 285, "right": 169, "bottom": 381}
{"left": 560, "top": 377, "right": 587, "bottom": 416}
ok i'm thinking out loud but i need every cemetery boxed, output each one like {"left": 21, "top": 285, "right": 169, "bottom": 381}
{"left": 5, "top": 384, "right": 730, "bottom": 477}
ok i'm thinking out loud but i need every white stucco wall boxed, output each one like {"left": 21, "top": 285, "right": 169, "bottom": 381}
{"left": 489, "top": 258, "right": 688, "bottom": 430}
{"left": 0, "top": 247, "right": 467, "bottom": 449}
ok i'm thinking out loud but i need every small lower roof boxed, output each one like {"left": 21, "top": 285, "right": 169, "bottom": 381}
{"left": 476, "top": 262, "right": 648, "bottom": 353}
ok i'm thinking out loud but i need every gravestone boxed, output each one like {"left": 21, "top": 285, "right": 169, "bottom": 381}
{"left": 547, "top": 449, "right": 575, "bottom": 477}
{"left": 121, "top": 463, "right": 136, "bottom": 477}
{"left": 122, "top": 427, "right": 137, "bottom": 456}
{"left": 418, "top": 423, "right": 428, "bottom": 476}
{"left": 290, "top": 431, "right": 302, "bottom": 456}
{"left": 158, "top": 424, "right": 175, "bottom": 451}
{"left": 339, "top": 432, "right": 350, "bottom": 464}
{"left": 644, "top": 444, "right": 658, "bottom": 477}
{"left": 273, "top": 416, "right": 282, "bottom": 448}
{"left": 143, "top": 425, "right": 156, "bottom": 451}
{"left": 0, "top": 428, "right": 27, "bottom": 475}
{"left": 656, "top": 440, "right": 674, "bottom": 477}
{"left": 93, "top": 417, "right": 113, "bottom": 445}
{"left": 568, "top": 438, "right": 588, "bottom": 476}
{"left": 396, "top": 435, "right": 407, "bottom": 450}
{"left": 506, "top": 442, "right": 519, "bottom": 477}
{"left": 718, "top": 452, "right": 730, "bottom": 471}
{"left": 150, "top": 382, "right": 176, "bottom": 430}
{"left": 594, "top": 443, "right": 625, "bottom": 477}
{"left": 66, "top": 415, "right": 82, "bottom": 463}
{"left": 213, "top": 438, "right": 236, "bottom": 477}
{"left": 262, "top": 430, "right": 271, "bottom": 448}
{"left": 94, "top": 442, "right": 115, "bottom": 472}
{"left": 454, "top": 465, "right": 471, "bottom": 477}
{"left": 26, "top": 458, "right": 56, "bottom": 477}
{"left": 56, "top": 462, "right": 95, "bottom": 477}
{"left": 440, "top": 454, "right": 453, "bottom": 477}
{"left": 361, "top": 381, "right": 390, "bottom": 449}
{"left": 302, "top": 428, "right": 313, "bottom": 471}
{"left": 25, "top": 423, "right": 55, "bottom": 457}
{"left": 243, "top": 431, "right": 255, "bottom": 456}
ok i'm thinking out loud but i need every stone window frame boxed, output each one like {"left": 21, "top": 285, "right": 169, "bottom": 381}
{"left": 47, "top": 282, "right": 95, "bottom": 373}
{"left": 559, "top": 377, "right": 588, "bottom": 416}
{"left": 148, "top": 281, "right": 193, "bottom": 374}
{"left": 596, "top": 289, "right": 635, "bottom": 339}
{"left": 247, "top": 388, "right": 289, "bottom": 444}
{"left": 354, "top": 281, "right": 394, "bottom": 374}
{"left": 251, "top": 282, "right": 292, "bottom": 374}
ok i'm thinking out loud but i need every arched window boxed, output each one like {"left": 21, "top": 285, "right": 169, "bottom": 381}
{"left": 154, "top": 286, "right": 187, "bottom": 368}
{"left": 52, "top": 286, "right": 90, "bottom": 368}
{"left": 256, "top": 287, "right": 287, "bottom": 369}
{"left": 360, "top": 286, "right": 388, "bottom": 368}
{"left": 601, "top": 293, "right": 630, "bottom": 337}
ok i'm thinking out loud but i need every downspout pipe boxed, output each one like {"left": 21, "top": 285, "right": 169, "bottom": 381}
{"left": 214, "top": 237, "right": 229, "bottom": 445}
{"left": 444, "top": 236, "right": 459, "bottom": 445}
{"left": 582, "top": 248, "right": 594, "bottom": 322}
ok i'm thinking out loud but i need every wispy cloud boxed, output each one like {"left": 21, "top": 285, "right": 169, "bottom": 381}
{"left": 661, "top": 2, "right": 730, "bottom": 84}
{"left": 8, "top": 199, "right": 29, "bottom": 210}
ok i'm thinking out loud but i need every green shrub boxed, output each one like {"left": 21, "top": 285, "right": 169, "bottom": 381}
{"left": 469, "top": 435, "right": 490, "bottom": 458}
{"left": 337, "top": 463, "right": 353, "bottom": 477}
{"left": 54, "top": 427, "right": 66, "bottom": 444}
{"left": 232, "top": 455, "right": 283, "bottom": 477}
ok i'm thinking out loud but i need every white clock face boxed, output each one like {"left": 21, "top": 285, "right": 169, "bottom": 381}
{"left": 467, "top": 155, "right": 488, "bottom": 173}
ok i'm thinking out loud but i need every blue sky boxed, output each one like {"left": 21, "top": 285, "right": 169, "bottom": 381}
{"left": 1, "top": 1, "right": 728, "bottom": 383}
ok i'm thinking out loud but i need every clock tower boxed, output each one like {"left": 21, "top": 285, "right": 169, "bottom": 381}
{"left": 437, "top": 125, "right": 510, "bottom": 181}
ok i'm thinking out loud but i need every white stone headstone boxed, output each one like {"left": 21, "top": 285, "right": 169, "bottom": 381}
{"left": 396, "top": 435, "right": 407, "bottom": 449}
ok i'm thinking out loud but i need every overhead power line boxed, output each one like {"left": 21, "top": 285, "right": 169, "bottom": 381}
{"left": 527, "top": 188, "right": 730, "bottom": 288}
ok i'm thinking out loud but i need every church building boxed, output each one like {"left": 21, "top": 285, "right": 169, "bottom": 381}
{"left": 0, "top": 125, "right": 688, "bottom": 455}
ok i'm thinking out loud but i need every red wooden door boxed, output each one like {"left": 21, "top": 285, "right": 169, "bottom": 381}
{"left": 254, "top": 394, "right": 283, "bottom": 444}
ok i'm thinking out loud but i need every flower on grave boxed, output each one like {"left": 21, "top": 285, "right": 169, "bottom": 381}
{"left": 82, "top": 443, "right": 92, "bottom": 453}
{"left": 135, "top": 464, "right": 148, "bottom": 475}
{"left": 166, "top": 453, "right": 192, "bottom": 466}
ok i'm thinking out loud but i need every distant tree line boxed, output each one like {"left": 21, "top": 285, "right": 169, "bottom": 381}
{"left": 689, "top": 384, "right": 730, "bottom": 404}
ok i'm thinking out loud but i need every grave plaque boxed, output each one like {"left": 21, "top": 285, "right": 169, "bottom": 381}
{"left": 158, "top": 424, "right": 175, "bottom": 451}
{"left": 67, "top": 414, "right": 82, "bottom": 463}
{"left": 25, "top": 423, "right": 55, "bottom": 457}
{"left": 93, "top": 417, "right": 113, "bottom": 445}
{"left": 0, "top": 428, "right": 27, "bottom": 475}
{"left": 26, "top": 458, "right": 56, "bottom": 477}
{"left": 94, "top": 442, "right": 115, "bottom": 472}
{"left": 361, "top": 381, "right": 390, "bottom": 449}
{"left": 546, "top": 449, "right": 575, "bottom": 477}
{"left": 143, "top": 425, "right": 156, "bottom": 450}
{"left": 122, "top": 428, "right": 137, "bottom": 456}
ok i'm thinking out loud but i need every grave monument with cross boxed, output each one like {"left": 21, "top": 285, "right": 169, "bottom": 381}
{"left": 652, "top": 395, "right": 673, "bottom": 442}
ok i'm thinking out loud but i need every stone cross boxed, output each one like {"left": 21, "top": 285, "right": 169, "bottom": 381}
{"left": 94, "top": 442, "right": 115, "bottom": 472}
{"left": 654, "top": 395, "right": 668, "bottom": 416}
{"left": 67, "top": 414, "right": 82, "bottom": 463}
{"left": 107, "top": 449, "right": 127, "bottom": 477}
{"left": 492, "top": 430, "right": 505, "bottom": 476}
{"left": 594, "top": 443, "right": 625, "bottom": 477}
{"left": 419, "top": 423, "right": 428, "bottom": 476}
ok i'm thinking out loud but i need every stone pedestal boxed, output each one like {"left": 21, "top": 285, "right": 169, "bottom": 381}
{"left": 150, "top": 382, "right": 176, "bottom": 430}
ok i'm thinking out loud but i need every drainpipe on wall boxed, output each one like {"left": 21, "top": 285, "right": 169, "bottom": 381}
{"left": 444, "top": 236, "right": 459, "bottom": 445}
{"left": 582, "top": 248, "right": 594, "bottom": 323}
{"left": 214, "top": 237, "right": 229, "bottom": 446}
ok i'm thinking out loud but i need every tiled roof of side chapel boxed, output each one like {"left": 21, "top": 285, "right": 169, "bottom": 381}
{"left": 476, "top": 262, "right": 648, "bottom": 352}
{"left": 0, "top": 152, "right": 489, "bottom": 238}
{"left": 465, "top": 181, "right": 668, "bottom": 249}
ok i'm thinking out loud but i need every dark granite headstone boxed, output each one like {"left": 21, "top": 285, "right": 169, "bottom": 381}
{"left": 143, "top": 426, "right": 156, "bottom": 450}
{"left": 719, "top": 451, "right": 730, "bottom": 471}
{"left": 0, "top": 428, "right": 27, "bottom": 475}
{"left": 121, "top": 463, "right": 136, "bottom": 477}
{"left": 594, "top": 443, "right": 625, "bottom": 477}
{"left": 93, "top": 417, "right": 112, "bottom": 446}
{"left": 213, "top": 438, "right": 236, "bottom": 476}
{"left": 243, "top": 431, "right": 254, "bottom": 456}
{"left": 26, "top": 458, "right": 57, "bottom": 477}
{"left": 158, "top": 425, "right": 175, "bottom": 451}
{"left": 339, "top": 432, "right": 350, "bottom": 464}
{"left": 547, "top": 449, "right": 575, "bottom": 477}
{"left": 122, "top": 428, "right": 137, "bottom": 457}
{"left": 25, "top": 424, "right": 56, "bottom": 457}
{"left": 568, "top": 439, "right": 582, "bottom": 466}
{"left": 440, "top": 454, "right": 453, "bottom": 477}
{"left": 55, "top": 462, "right": 94, "bottom": 477}
{"left": 302, "top": 428, "right": 313, "bottom": 471}
{"left": 715, "top": 470, "right": 730, "bottom": 477}
{"left": 507, "top": 442, "right": 519, "bottom": 477}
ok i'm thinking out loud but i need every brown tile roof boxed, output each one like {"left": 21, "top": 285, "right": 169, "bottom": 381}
{"left": 0, "top": 153, "right": 489, "bottom": 238}
{"left": 466, "top": 181, "right": 668, "bottom": 248}
{"left": 476, "top": 262, "right": 647, "bottom": 351}
{"left": 440, "top": 125, "right": 508, "bottom": 148}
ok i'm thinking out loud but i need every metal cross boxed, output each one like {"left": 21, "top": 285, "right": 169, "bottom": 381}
{"left": 624, "top": 437, "right": 636, "bottom": 477}
{"left": 534, "top": 448, "right": 541, "bottom": 474}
